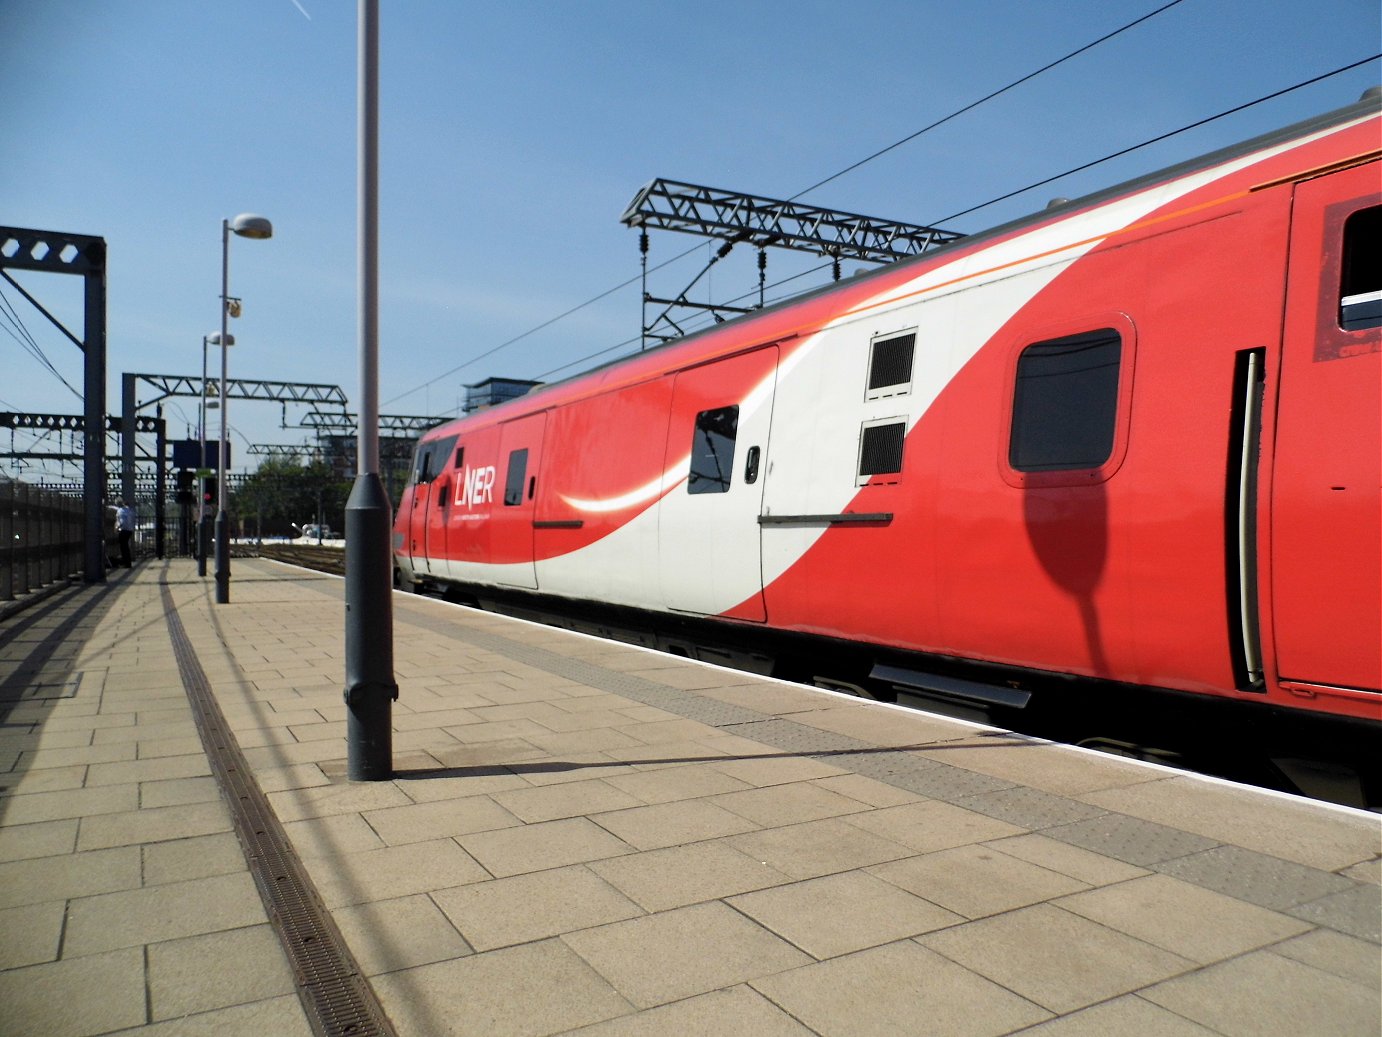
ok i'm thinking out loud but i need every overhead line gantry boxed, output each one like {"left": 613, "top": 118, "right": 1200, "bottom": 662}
{"left": 620, "top": 179, "right": 964, "bottom": 346}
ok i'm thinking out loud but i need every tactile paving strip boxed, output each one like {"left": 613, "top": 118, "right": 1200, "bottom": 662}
{"left": 160, "top": 578, "right": 396, "bottom": 1037}
{"left": 1044, "top": 812, "right": 1221, "bottom": 867}
{"left": 1288, "top": 884, "right": 1382, "bottom": 943}
{"left": 954, "top": 785, "right": 1111, "bottom": 830}
{"left": 1156, "top": 843, "right": 1360, "bottom": 912}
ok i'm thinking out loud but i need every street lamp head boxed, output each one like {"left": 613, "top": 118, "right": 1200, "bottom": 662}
{"left": 207, "top": 332, "right": 235, "bottom": 346}
{"left": 228, "top": 213, "right": 273, "bottom": 240}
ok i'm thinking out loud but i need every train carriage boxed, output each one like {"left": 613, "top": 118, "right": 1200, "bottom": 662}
{"left": 394, "top": 93, "right": 1381, "bottom": 736}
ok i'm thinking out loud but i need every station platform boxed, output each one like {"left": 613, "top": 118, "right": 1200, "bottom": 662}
{"left": 1, "top": 557, "right": 1378, "bottom": 1037}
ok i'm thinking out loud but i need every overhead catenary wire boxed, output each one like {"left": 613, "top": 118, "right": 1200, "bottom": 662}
{"left": 0, "top": 285, "right": 56, "bottom": 374}
{"left": 786, "top": 0, "right": 1190, "bottom": 203}
{"left": 380, "top": 241, "right": 707, "bottom": 409}
{"left": 0, "top": 283, "right": 82, "bottom": 399}
{"left": 532, "top": 258, "right": 837, "bottom": 383}
{"left": 929, "top": 52, "right": 1382, "bottom": 226}
{"left": 384, "top": 3, "right": 1188, "bottom": 407}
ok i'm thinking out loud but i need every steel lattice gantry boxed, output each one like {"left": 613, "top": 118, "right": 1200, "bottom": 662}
{"left": 247, "top": 444, "right": 314, "bottom": 459}
{"left": 295, "top": 412, "right": 441, "bottom": 495}
{"left": 127, "top": 374, "right": 348, "bottom": 409}
{"left": 1, "top": 225, "right": 108, "bottom": 582}
{"left": 619, "top": 179, "right": 964, "bottom": 344}
{"left": 1, "top": 412, "right": 162, "bottom": 466}
{"left": 297, "top": 411, "right": 447, "bottom": 434}
{"left": 2, "top": 410, "right": 169, "bottom": 557}
{"left": 120, "top": 373, "right": 350, "bottom": 508}
{"left": 620, "top": 178, "right": 964, "bottom": 264}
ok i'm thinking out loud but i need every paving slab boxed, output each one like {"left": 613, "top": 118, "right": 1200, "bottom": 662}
{"left": 918, "top": 902, "right": 1196, "bottom": 1014}
{"left": 370, "top": 938, "right": 633, "bottom": 1037}
{"left": 1139, "top": 947, "right": 1381, "bottom": 1036}
{"left": 728, "top": 870, "right": 964, "bottom": 958}
{"left": 0, "top": 844, "right": 142, "bottom": 909}
{"left": 61, "top": 864, "right": 266, "bottom": 957}
{"left": 433, "top": 863, "right": 645, "bottom": 952}
{"left": 751, "top": 939, "right": 1052, "bottom": 1037}
{"left": 0, "top": 900, "right": 66, "bottom": 970}
{"left": 561, "top": 900, "right": 813, "bottom": 1008}
{"left": 588, "top": 838, "right": 796, "bottom": 911}
{"left": 868, "top": 841, "right": 1091, "bottom": 918}
{"left": 1054, "top": 873, "right": 1313, "bottom": 963}
{"left": 0, "top": 946, "right": 148, "bottom": 1037}
{"left": 1008, "top": 995, "right": 1223, "bottom": 1036}
{"left": 559, "top": 985, "right": 816, "bottom": 1037}
{"left": 589, "top": 796, "right": 762, "bottom": 850}
{"left": 145, "top": 923, "right": 297, "bottom": 1020}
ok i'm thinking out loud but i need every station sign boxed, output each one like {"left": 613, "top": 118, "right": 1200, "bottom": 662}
{"left": 171, "top": 439, "right": 231, "bottom": 471}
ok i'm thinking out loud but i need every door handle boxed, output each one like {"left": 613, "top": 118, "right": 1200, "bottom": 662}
{"left": 744, "top": 445, "right": 761, "bottom": 484}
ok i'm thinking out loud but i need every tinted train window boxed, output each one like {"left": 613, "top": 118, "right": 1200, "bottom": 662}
{"left": 1009, "top": 330, "right": 1121, "bottom": 472}
{"left": 1340, "top": 206, "right": 1381, "bottom": 331}
{"left": 688, "top": 406, "right": 738, "bottom": 494}
{"left": 413, "top": 435, "right": 457, "bottom": 484}
{"left": 503, "top": 448, "right": 528, "bottom": 506}
{"left": 866, "top": 331, "right": 916, "bottom": 398}
{"left": 858, "top": 421, "right": 905, "bottom": 484}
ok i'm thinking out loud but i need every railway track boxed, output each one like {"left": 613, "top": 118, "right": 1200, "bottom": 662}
{"left": 257, "top": 542, "right": 346, "bottom": 575}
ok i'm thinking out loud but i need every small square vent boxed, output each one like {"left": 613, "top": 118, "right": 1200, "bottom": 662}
{"left": 858, "top": 421, "right": 905, "bottom": 484}
{"left": 866, "top": 332, "right": 916, "bottom": 398}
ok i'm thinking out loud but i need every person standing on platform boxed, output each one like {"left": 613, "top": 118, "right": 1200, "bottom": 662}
{"left": 114, "top": 498, "right": 135, "bottom": 568}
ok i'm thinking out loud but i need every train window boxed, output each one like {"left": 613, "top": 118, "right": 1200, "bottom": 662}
{"left": 1009, "top": 329, "right": 1121, "bottom": 472}
{"left": 1340, "top": 206, "right": 1381, "bottom": 331}
{"left": 503, "top": 448, "right": 528, "bottom": 506}
{"left": 413, "top": 435, "right": 456, "bottom": 484}
{"left": 866, "top": 331, "right": 916, "bottom": 399}
{"left": 454, "top": 446, "right": 465, "bottom": 469}
{"left": 688, "top": 406, "right": 738, "bottom": 494}
{"left": 857, "top": 419, "right": 905, "bottom": 485}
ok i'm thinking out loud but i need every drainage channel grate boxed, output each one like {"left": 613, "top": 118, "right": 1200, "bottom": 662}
{"left": 160, "top": 579, "right": 396, "bottom": 1037}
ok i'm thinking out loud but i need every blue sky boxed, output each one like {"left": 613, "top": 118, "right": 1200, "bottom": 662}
{"left": 2, "top": 0, "right": 1378, "bottom": 477}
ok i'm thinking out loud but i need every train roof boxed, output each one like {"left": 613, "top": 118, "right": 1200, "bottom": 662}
{"left": 424, "top": 90, "right": 1381, "bottom": 441}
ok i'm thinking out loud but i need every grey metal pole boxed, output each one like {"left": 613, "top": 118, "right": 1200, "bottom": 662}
{"left": 121, "top": 373, "right": 137, "bottom": 518}
{"left": 345, "top": 0, "right": 397, "bottom": 781}
{"left": 82, "top": 245, "right": 107, "bottom": 583}
{"left": 198, "top": 336, "right": 209, "bottom": 576}
{"left": 155, "top": 406, "right": 166, "bottom": 559}
{"left": 214, "top": 219, "right": 231, "bottom": 604}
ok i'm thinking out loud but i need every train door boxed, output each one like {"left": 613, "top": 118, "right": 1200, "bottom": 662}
{"left": 424, "top": 435, "right": 459, "bottom": 580}
{"left": 658, "top": 347, "right": 778, "bottom": 620}
{"left": 405, "top": 434, "right": 455, "bottom": 577}
{"left": 1271, "top": 162, "right": 1380, "bottom": 692}
{"left": 491, "top": 412, "right": 546, "bottom": 589}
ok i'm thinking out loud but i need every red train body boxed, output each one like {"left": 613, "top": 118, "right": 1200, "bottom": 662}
{"left": 394, "top": 97, "right": 1381, "bottom": 728}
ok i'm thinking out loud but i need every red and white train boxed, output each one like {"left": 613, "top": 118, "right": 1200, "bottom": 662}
{"left": 395, "top": 94, "right": 1380, "bottom": 736}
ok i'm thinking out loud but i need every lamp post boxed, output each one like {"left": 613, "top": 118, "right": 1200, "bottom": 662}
{"left": 215, "top": 213, "right": 272, "bottom": 604}
{"left": 198, "top": 332, "right": 233, "bottom": 576}
{"left": 345, "top": 0, "right": 398, "bottom": 780}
